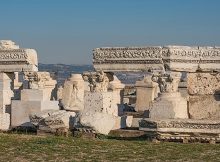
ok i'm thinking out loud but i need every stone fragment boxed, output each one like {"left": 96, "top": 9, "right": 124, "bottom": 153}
{"left": 30, "top": 110, "right": 62, "bottom": 126}
{"left": 84, "top": 91, "right": 116, "bottom": 115}
{"left": 82, "top": 71, "right": 113, "bottom": 92}
{"left": 62, "top": 74, "right": 84, "bottom": 111}
{"left": 38, "top": 111, "right": 76, "bottom": 131}
{"left": 139, "top": 118, "right": 220, "bottom": 135}
{"left": 187, "top": 72, "right": 220, "bottom": 95}
{"left": 80, "top": 111, "right": 117, "bottom": 135}
{"left": 135, "top": 75, "right": 158, "bottom": 111}
{"left": 109, "top": 76, "right": 125, "bottom": 115}
{"left": 0, "top": 40, "right": 38, "bottom": 72}
{"left": 189, "top": 95, "right": 220, "bottom": 119}
{"left": 11, "top": 100, "right": 59, "bottom": 127}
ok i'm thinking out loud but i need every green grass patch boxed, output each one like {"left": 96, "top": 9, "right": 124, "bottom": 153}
{"left": 0, "top": 133, "right": 220, "bottom": 161}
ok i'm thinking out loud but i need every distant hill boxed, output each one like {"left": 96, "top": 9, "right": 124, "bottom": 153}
{"left": 38, "top": 63, "right": 93, "bottom": 85}
{"left": 38, "top": 63, "right": 148, "bottom": 85}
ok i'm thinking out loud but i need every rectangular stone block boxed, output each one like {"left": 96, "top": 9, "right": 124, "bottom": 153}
{"left": 189, "top": 95, "right": 220, "bottom": 119}
{"left": 84, "top": 92, "right": 115, "bottom": 115}
{"left": 163, "top": 46, "right": 220, "bottom": 72}
{"left": 0, "top": 48, "right": 38, "bottom": 72}
{"left": 93, "top": 47, "right": 164, "bottom": 72}
{"left": 11, "top": 100, "right": 59, "bottom": 127}
{"left": 187, "top": 72, "right": 220, "bottom": 95}
{"left": 21, "top": 89, "right": 50, "bottom": 101}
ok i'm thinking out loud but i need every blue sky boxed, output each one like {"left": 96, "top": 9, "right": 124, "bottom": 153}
{"left": 0, "top": 0, "right": 220, "bottom": 64}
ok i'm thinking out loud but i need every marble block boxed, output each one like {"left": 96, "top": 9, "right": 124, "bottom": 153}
{"left": 11, "top": 100, "right": 59, "bottom": 127}
{"left": 149, "top": 92, "right": 188, "bottom": 119}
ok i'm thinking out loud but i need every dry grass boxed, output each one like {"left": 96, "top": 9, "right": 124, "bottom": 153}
{"left": 0, "top": 133, "right": 220, "bottom": 161}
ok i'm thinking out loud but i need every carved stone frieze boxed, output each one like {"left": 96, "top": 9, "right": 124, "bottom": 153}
{"left": 0, "top": 40, "right": 38, "bottom": 72}
{"left": 140, "top": 119, "right": 220, "bottom": 130}
{"left": 93, "top": 46, "right": 220, "bottom": 72}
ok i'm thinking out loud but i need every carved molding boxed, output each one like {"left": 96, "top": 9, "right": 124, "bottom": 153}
{"left": 140, "top": 119, "right": 220, "bottom": 130}
{"left": 93, "top": 46, "right": 220, "bottom": 72}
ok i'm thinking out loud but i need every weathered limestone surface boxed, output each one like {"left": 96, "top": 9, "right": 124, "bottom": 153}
{"left": 149, "top": 72, "right": 188, "bottom": 119}
{"left": 80, "top": 111, "right": 133, "bottom": 135}
{"left": 135, "top": 76, "right": 158, "bottom": 112}
{"left": 149, "top": 92, "right": 188, "bottom": 119}
{"left": 84, "top": 92, "right": 114, "bottom": 115}
{"left": 0, "top": 40, "right": 38, "bottom": 72}
{"left": 187, "top": 72, "right": 220, "bottom": 95}
{"left": 62, "top": 74, "right": 84, "bottom": 111}
{"left": 189, "top": 95, "right": 220, "bottom": 119}
{"left": 38, "top": 111, "right": 76, "bottom": 131}
{"left": 11, "top": 100, "right": 59, "bottom": 127}
{"left": 109, "top": 76, "right": 125, "bottom": 115}
{"left": 187, "top": 72, "right": 220, "bottom": 119}
{"left": 93, "top": 46, "right": 220, "bottom": 72}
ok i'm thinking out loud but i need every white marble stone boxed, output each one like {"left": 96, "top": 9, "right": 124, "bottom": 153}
{"left": 11, "top": 100, "right": 59, "bottom": 127}
{"left": 135, "top": 76, "right": 158, "bottom": 112}
{"left": 0, "top": 40, "right": 38, "bottom": 72}
{"left": 149, "top": 92, "right": 188, "bottom": 119}
{"left": 62, "top": 74, "right": 84, "bottom": 111}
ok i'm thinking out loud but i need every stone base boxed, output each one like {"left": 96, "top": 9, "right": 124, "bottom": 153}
{"left": 21, "top": 89, "right": 51, "bottom": 101}
{"left": 139, "top": 118, "right": 220, "bottom": 142}
{"left": 11, "top": 100, "right": 59, "bottom": 127}
{"left": 84, "top": 91, "right": 119, "bottom": 116}
{"left": 189, "top": 95, "right": 220, "bottom": 119}
{"left": 149, "top": 92, "right": 188, "bottom": 119}
{"left": 0, "top": 113, "right": 10, "bottom": 131}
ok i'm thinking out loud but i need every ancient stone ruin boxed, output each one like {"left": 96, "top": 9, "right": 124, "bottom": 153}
{"left": 93, "top": 46, "right": 220, "bottom": 142}
{"left": 0, "top": 40, "right": 219, "bottom": 143}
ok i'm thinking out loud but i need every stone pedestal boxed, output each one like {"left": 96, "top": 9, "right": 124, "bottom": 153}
{"left": 149, "top": 92, "right": 188, "bottom": 119}
{"left": 149, "top": 72, "right": 188, "bottom": 119}
{"left": 84, "top": 91, "right": 114, "bottom": 115}
{"left": 135, "top": 76, "right": 158, "bottom": 112}
{"left": 109, "top": 76, "right": 125, "bottom": 115}
{"left": 62, "top": 74, "right": 84, "bottom": 111}
{"left": 81, "top": 91, "right": 133, "bottom": 135}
